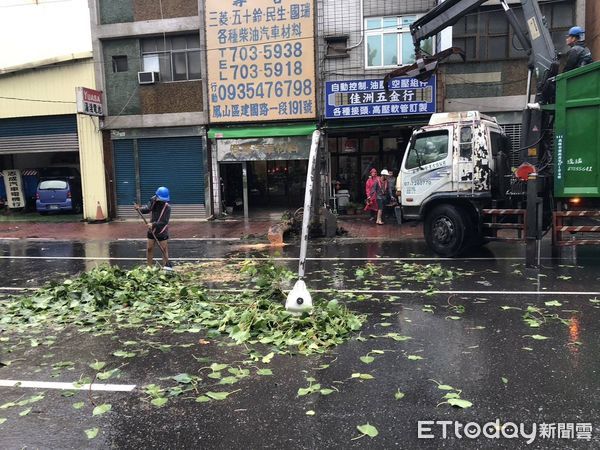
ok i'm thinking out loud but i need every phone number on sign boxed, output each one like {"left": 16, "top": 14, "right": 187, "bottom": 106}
{"left": 224, "top": 42, "right": 304, "bottom": 61}
{"left": 213, "top": 79, "right": 313, "bottom": 101}
{"left": 226, "top": 61, "right": 304, "bottom": 79}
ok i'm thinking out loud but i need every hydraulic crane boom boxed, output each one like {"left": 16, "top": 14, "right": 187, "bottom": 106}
{"left": 386, "top": 0, "right": 559, "bottom": 102}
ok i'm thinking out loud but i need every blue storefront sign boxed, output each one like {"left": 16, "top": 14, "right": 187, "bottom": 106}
{"left": 324, "top": 76, "right": 436, "bottom": 119}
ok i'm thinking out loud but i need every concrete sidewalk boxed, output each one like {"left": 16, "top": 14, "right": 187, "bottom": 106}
{"left": 0, "top": 215, "right": 423, "bottom": 241}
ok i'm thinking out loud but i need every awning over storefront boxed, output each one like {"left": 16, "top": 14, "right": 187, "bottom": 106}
{"left": 208, "top": 123, "right": 316, "bottom": 139}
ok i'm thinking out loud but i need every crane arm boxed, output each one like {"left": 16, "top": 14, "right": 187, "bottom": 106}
{"left": 388, "top": 0, "right": 559, "bottom": 102}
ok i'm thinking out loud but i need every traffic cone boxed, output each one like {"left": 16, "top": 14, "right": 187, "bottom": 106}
{"left": 95, "top": 201, "right": 106, "bottom": 222}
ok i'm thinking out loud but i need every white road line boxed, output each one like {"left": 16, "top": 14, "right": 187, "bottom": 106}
{"left": 0, "top": 379, "right": 136, "bottom": 392}
{"left": 189, "top": 288, "right": 600, "bottom": 296}
{"left": 2, "top": 286, "right": 596, "bottom": 296}
{"left": 0, "top": 255, "right": 529, "bottom": 262}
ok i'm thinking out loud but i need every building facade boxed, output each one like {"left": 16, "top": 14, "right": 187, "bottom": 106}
{"left": 204, "top": 0, "right": 318, "bottom": 218}
{"left": 88, "top": 0, "right": 209, "bottom": 219}
{"left": 0, "top": 53, "right": 107, "bottom": 221}
{"left": 87, "top": 0, "right": 590, "bottom": 218}
{"left": 318, "top": 0, "right": 438, "bottom": 205}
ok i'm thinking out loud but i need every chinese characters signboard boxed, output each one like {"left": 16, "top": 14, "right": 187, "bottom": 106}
{"left": 76, "top": 87, "right": 103, "bottom": 117}
{"left": 2, "top": 170, "right": 25, "bottom": 209}
{"left": 217, "top": 136, "right": 311, "bottom": 161}
{"left": 325, "top": 76, "right": 436, "bottom": 119}
{"left": 205, "top": 0, "right": 316, "bottom": 123}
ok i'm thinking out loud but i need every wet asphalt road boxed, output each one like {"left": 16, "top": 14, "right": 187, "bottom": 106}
{"left": 1, "top": 237, "right": 600, "bottom": 449}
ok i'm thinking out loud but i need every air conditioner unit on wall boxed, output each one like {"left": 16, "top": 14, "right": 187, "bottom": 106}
{"left": 138, "top": 71, "right": 159, "bottom": 84}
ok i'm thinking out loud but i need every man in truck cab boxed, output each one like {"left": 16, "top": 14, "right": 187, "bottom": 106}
{"left": 563, "top": 26, "right": 593, "bottom": 72}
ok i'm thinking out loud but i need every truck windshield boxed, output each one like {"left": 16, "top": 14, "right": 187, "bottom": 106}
{"left": 405, "top": 131, "right": 449, "bottom": 169}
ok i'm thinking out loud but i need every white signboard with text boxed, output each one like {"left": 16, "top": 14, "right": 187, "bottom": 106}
{"left": 2, "top": 169, "right": 25, "bottom": 208}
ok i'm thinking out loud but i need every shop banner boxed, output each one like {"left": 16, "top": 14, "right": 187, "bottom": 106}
{"left": 217, "top": 136, "right": 311, "bottom": 161}
{"left": 325, "top": 76, "right": 436, "bottom": 119}
{"left": 205, "top": 0, "right": 316, "bottom": 123}
{"left": 2, "top": 169, "right": 25, "bottom": 208}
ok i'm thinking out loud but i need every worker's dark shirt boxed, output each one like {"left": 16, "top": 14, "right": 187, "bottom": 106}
{"left": 564, "top": 42, "right": 593, "bottom": 72}
{"left": 140, "top": 196, "right": 171, "bottom": 239}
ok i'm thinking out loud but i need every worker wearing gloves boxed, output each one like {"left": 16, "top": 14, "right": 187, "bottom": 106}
{"left": 563, "top": 26, "right": 592, "bottom": 72}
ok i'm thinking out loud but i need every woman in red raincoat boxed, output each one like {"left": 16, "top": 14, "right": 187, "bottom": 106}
{"left": 364, "top": 168, "right": 383, "bottom": 224}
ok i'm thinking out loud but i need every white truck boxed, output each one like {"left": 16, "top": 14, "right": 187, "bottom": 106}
{"left": 398, "top": 111, "right": 513, "bottom": 257}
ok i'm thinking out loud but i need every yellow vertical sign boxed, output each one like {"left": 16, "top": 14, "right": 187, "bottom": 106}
{"left": 205, "top": 0, "right": 316, "bottom": 123}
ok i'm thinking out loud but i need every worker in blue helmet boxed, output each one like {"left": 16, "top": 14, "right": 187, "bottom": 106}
{"left": 563, "top": 26, "right": 593, "bottom": 73}
{"left": 134, "top": 186, "right": 171, "bottom": 266}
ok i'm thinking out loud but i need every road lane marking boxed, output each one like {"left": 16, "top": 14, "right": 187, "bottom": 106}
{"left": 0, "top": 379, "right": 136, "bottom": 392}
{"left": 1, "top": 286, "right": 598, "bottom": 296}
{"left": 0, "top": 255, "right": 532, "bottom": 262}
{"left": 149, "top": 288, "right": 600, "bottom": 296}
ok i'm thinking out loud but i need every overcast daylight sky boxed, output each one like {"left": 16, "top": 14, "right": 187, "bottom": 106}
{"left": 0, "top": 0, "right": 92, "bottom": 69}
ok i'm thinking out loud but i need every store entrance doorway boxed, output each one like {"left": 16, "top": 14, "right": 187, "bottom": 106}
{"left": 247, "top": 160, "right": 307, "bottom": 208}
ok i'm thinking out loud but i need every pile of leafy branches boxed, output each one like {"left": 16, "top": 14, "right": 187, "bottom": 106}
{"left": 0, "top": 262, "right": 364, "bottom": 355}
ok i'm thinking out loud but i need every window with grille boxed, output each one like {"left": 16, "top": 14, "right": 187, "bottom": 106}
{"left": 364, "top": 15, "right": 433, "bottom": 69}
{"left": 141, "top": 34, "right": 202, "bottom": 82}
{"left": 452, "top": 0, "right": 574, "bottom": 61}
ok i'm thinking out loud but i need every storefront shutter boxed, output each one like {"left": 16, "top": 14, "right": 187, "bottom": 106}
{"left": 113, "top": 139, "right": 136, "bottom": 217}
{"left": 0, "top": 114, "right": 78, "bottom": 154}
{"left": 138, "top": 136, "right": 205, "bottom": 218}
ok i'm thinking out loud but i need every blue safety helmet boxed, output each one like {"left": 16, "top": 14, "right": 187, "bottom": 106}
{"left": 155, "top": 186, "right": 170, "bottom": 202}
{"left": 567, "top": 26, "right": 585, "bottom": 38}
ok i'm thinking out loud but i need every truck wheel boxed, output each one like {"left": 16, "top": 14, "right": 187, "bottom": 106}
{"left": 425, "top": 204, "right": 468, "bottom": 257}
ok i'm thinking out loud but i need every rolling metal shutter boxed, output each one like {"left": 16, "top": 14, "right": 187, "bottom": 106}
{"left": 113, "top": 140, "right": 136, "bottom": 218}
{"left": 138, "top": 137, "right": 205, "bottom": 218}
{"left": 0, "top": 115, "right": 78, "bottom": 154}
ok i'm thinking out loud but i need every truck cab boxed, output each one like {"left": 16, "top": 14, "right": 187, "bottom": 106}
{"left": 400, "top": 111, "right": 512, "bottom": 256}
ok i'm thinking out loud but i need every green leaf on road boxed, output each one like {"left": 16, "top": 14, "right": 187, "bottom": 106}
{"left": 529, "top": 334, "right": 550, "bottom": 340}
{"left": 360, "top": 355, "right": 374, "bottom": 364}
{"left": 262, "top": 352, "right": 275, "bottom": 363}
{"left": 85, "top": 428, "right": 99, "bottom": 439}
{"left": 206, "top": 391, "right": 235, "bottom": 400}
{"left": 172, "top": 373, "right": 193, "bottom": 384}
{"left": 319, "top": 388, "right": 334, "bottom": 396}
{"left": 19, "top": 408, "right": 31, "bottom": 416}
{"left": 219, "top": 376, "right": 239, "bottom": 385}
{"left": 112, "top": 350, "right": 136, "bottom": 358}
{"left": 447, "top": 398, "right": 472, "bottom": 408}
{"left": 356, "top": 423, "right": 379, "bottom": 438}
{"left": 0, "top": 418, "right": 6, "bottom": 424}
{"left": 195, "top": 396, "right": 211, "bottom": 403}
{"left": 150, "top": 397, "right": 168, "bottom": 407}
{"left": 443, "top": 392, "right": 461, "bottom": 399}
{"left": 92, "top": 404, "right": 112, "bottom": 416}
{"left": 257, "top": 368, "right": 273, "bottom": 376}
{"left": 544, "top": 300, "right": 562, "bottom": 307}
{"left": 89, "top": 361, "right": 106, "bottom": 371}
{"left": 394, "top": 390, "right": 405, "bottom": 400}
{"left": 306, "top": 410, "right": 316, "bottom": 416}
{"left": 97, "top": 368, "right": 119, "bottom": 380}
{"left": 73, "top": 402, "right": 85, "bottom": 410}
{"left": 407, "top": 355, "right": 423, "bottom": 361}
{"left": 437, "top": 385, "right": 454, "bottom": 391}
{"left": 351, "top": 373, "right": 374, "bottom": 380}
{"left": 501, "top": 377, "right": 508, "bottom": 384}
{"left": 210, "top": 363, "right": 228, "bottom": 372}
